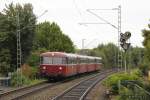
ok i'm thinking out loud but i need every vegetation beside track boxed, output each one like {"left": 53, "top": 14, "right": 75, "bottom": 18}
{"left": 102, "top": 68, "right": 150, "bottom": 100}
{"left": 10, "top": 71, "right": 46, "bottom": 86}
{"left": 103, "top": 69, "right": 142, "bottom": 94}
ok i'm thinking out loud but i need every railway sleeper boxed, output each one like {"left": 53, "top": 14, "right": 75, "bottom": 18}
{"left": 70, "top": 89, "right": 85, "bottom": 92}
{"left": 67, "top": 93, "right": 82, "bottom": 96}
{"left": 66, "top": 92, "right": 84, "bottom": 95}
{"left": 74, "top": 87, "right": 86, "bottom": 89}
{"left": 63, "top": 95, "right": 80, "bottom": 98}
{"left": 74, "top": 86, "right": 87, "bottom": 89}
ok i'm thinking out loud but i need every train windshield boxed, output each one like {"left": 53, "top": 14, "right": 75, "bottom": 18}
{"left": 41, "top": 56, "right": 66, "bottom": 64}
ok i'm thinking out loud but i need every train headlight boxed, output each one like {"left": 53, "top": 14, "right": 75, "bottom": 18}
{"left": 59, "top": 67, "right": 62, "bottom": 70}
{"left": 43, "top": 66, "right": 46, "bottom": 70}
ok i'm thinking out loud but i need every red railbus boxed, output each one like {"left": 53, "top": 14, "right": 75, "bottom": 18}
{"left": 40, "top": 52, "right": 102, "bottom": 80}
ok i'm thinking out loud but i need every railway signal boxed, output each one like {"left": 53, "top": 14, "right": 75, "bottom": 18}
{"left": 120, "top": 31, "right": 131, "bottom": 52}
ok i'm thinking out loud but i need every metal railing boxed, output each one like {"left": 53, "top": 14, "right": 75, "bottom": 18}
{"left": 118, "top": 80, "right": 150, "bottom": 100}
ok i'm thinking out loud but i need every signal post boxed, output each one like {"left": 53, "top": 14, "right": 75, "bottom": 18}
{"left": 120, "top": 31, "right": 131, "bottom": 72}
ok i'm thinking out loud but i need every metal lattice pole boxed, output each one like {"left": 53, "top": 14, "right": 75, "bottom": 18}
{"left": 117, "top": 5, "right": 123, "bottom": 70}
{"left": 16, "top": 12, "right": 22, "bottom": 71}
{"left": 16, "top": 11, "right": 22, "bottom": 86}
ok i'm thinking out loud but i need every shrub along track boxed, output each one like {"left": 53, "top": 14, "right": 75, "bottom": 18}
{"left": 52, "top": 69, "right": 117, "bottom": 100}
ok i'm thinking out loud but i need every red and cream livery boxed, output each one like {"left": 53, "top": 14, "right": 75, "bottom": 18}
{"left": 40, "top": 52, "right": 102, "bottom": 80}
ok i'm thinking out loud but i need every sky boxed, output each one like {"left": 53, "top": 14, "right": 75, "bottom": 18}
{"left": 0, "top": 0, "right": 150, "bottom": 49}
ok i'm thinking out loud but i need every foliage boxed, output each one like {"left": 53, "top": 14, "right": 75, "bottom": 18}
{"left": 0, "top": 3, "right": 36, "bottom": 73}
{"left": 126, "top": 47, "right": 145, "bottom": 68}
{"left": 28, "top": 79, "right": 46, "bottom": 85}
{"left": 142, "top": 26, "right": 150, "bottom": 62}
{"left": 26, "top": 52, "right": 40, "bottom": 67}
{"left": 34, "top": 21, "right": 75, "bottom": 53}
{"left": 21, "top": 64, "right": 39, "bottom": 79}
{"left": 139, "top": 63, "right": 150, "bottom": 76}
{"left": 130, "top": 68, "right": 142, "bottom": 77}
{"left": 11, "top": 71, "right": 30, "bottom": 86}
{"left": 0, "top": 49, "right": 11, "bottom": 75}
{"left": 103, "top": 69, "right": 141, "bottom": 94}
{"left": 143, "top": 81, "right": 150, "bottom": 92}
{"left": 86, "top": 43, "right": 119, "bottom": 68}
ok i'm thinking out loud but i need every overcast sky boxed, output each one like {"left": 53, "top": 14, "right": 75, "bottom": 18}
{"left": 0, "top": 0, "right": 150, "bottom": 49}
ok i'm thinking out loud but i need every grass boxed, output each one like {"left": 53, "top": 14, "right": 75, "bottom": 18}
{"left": 29, "top": 79, "right": 46, "bottom": 85}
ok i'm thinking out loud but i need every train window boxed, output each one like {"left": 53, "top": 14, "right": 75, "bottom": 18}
{"left": 68, "top": 57, "right": 73, "bottom": 64}
{"left": 53, "top": 57, "right": 63, "bottom": 64}
{"left": 41, "top": 57, "right": 65, "bottom": 64}
{"left": 80, "top": 58, "right": 86, "bottom": 64}
{"left": 77, "top": 58, "right": 80, "bottom": 64}
{"left": 80, "top": 58, "right": 83, "bottom": 64}
{"left": 42, "top": 57, "right": 53, "bottom": 64}
{"left": 68, "top": 58, "right": 71, "bottom": 64}
{"left": 67, "top": 57, "right": 77, "bottom": 64}
{"left": 62, "top": 58, "right": 67, "bottom": 64}
{"left": 73, "top": 58, "right": 77, "bottom": 64}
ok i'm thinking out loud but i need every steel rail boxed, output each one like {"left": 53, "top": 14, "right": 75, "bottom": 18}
{"left": 0, "top": 80, "right": 47, "bottom": 97}
{"left": 12, "top": 82, "right": 61, "bottom": 100}
{"left": 52, "top": 69, "right": 117, "bottom": 100}
{"left": 0, "top": 81, "right": 61, "bottom": 100}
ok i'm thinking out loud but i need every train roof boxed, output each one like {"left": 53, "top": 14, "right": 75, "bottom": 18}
{"left": 40, "top": 52, "right": 102, "bottom": 59}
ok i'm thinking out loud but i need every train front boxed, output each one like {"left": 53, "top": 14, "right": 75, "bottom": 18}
{"left": 39, "top": 52, "right": 66, "bottom": 80}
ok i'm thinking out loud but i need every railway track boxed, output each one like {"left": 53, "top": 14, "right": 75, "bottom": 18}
{"left": 0, "top": 81, "right": 60, "bottom": 100}
{"left": 0, "top": 69, "right": 117, "bottom": 100}
{"left": 52, "top": 69, "right": 117, "bottom": 100}
{"left": 0, "top": 72, "right": 101, "bottom": 100}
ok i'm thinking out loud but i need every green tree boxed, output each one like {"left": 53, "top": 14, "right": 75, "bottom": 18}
{"left": 126, "top": 47, "right": 144, "bottom": 68}
{"left": 89, "top": 43, "right": 118, "bottom": 68}
{"left": 0, "top": 3, "right": 36, "bottom": 73}
{"left": 34, "top": 21, "right": 75, "bottom": 53}
{"left": 0, "top": 49, "right": 11, "bottom": 75}
{"left": 139, "top": 23, "right": 150, "bottom": 75}
{"left": 142, "top": 24, "right": 150, "bottom": 62}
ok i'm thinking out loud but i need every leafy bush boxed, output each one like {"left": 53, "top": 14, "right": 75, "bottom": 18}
{"left": 130, "top": 68, "right": 142, "bottom": 77}
{"left": 11, "top": 71, "right": 30, "bottom": 86}
{"left": 103, "top": 69, "right": 141, "bottom": 94}
{"left": 21, "top": 64, "right": 39, "bottom": 79}
{"left": 26, "top": 52, "right": 40, "bottom": 67}
{"left": 139, "top": 63, "right": 150, "bottom": 76}
{"left": 0, "top": 49, "right": 11, "bottom": 76}
{"left": 30, "top": 67, "right": 39, "bottom": 79}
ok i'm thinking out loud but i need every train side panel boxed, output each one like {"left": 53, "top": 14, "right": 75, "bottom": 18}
{"left": 65, "top": 65, "right": 77, "bottom": 77}
{"left": 87, "top": 64, "right": 96, "bottom": 72}
{"left": 77, "top": 64, "right": 88, "bottom": 74}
